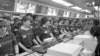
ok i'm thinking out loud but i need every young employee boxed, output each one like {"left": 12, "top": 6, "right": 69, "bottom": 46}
{"left": 90, "top": 19, "right": 100, "bottom": 56}
{"left": 35, "top": 17, "right": 55, "bottom": 45}
{"left": 11, "top": 17, "right": 22, "bottom": 36}
{"left": 17, "top": 16, "right": 39, "bottom": 53}
{"left": 32, "top": 15, "right": 40, "bottom": 30}
{"left": 51, "top": 21, "right": 60, "bottom": 38}
{"left": 0, "top": 20, "right": 19, "bottom": 56}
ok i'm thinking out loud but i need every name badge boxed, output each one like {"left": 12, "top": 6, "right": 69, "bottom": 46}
{"left": 44, "top": 31, "right": 48, "bottom": 33}
{"left": 22, "top": 35, "right": 27, "bottom": 38}
{"left": 55, "top": 30, "right": 58, "bottom": 32}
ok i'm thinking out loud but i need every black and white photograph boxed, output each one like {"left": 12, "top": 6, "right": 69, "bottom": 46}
{"left": 0, "top": 0, "right": 100, "bottom": 56}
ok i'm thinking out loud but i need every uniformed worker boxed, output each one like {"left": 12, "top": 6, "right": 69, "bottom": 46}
{"left": 0, "top": 20, "right": 19, "bottom": 56}
{"left": 51, "top": 21, "right": 65, "bottom": 43}
{"left": 11, "top": 17, "right": 22, "bottom": 36}
{"left": 17, "top": 16, "right": 39, "bottom": 53}
{"left": 35, "top": 17, "right": 55, "bottom": 46}
{"left": 2, "top": 16, "right": 12, "bottom": 33}
{"left": 51, "top": 21, "right": 60, "bottom": 38}
{"left": 90, "top": 19, "right": 100, "bottom": 56}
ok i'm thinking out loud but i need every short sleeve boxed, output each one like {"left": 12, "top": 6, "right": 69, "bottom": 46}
{"left": 9, "top": 34, "right": 18, "bottom": 45}
{"left": 34, "top": 27, "right": 44, "bottom": 36}
{"left": 15, "top": 31, "right": 21, "bottom": 43}
{"left": 90, "top": 27, "right": 94, "bottom": 36}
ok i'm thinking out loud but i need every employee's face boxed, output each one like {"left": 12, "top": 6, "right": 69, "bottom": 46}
{"left": 24, "top": 20, "right": 31, "bottom": 26}
{"left": 54, "top": 22, "right": 58, "bottom": 26}
{"left": 59, "top": 21, "right": 63, "bottom": 25}
{"left": 35, "top": 16, "right": 42, "bottom": 21}
{"left": 27, "top": 16, "right": 33, "bottom": 20}
{"left": 45, "top": 21, "right": 50, "bottom": 26}
{"left": 0, "top": 27, "right": 7, "bottom": 34}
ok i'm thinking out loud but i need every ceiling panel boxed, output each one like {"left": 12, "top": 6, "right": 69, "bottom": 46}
{"left": 68, "top": 0, "right": 94, "bottom": 11}
{"left": 32, "top": 0, "right": 95, "bottom": 13}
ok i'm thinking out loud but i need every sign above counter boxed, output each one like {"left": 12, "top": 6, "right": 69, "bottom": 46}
{"left": 0, "top": 0, "right": 15, "bottom": 11}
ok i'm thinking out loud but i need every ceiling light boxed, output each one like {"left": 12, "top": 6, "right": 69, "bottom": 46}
{"left": 52, "top": 0, "right": 73, "bottom": 6}
{"left": 81, "top": 9, "right": 91, "bottom": 13}
{"left": 71, "top": 6, "right": 82, "bottom": 10}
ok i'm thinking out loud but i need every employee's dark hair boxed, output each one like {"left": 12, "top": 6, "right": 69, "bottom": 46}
{"left": 2, "top": 16, "right": 11, "bottom": 21}
{"left": 93, "top": 19, "right": 99, "bottom": 26}
{"left": 33, "top": 15, "right": 38, "bottom": 20}
{"left": 21, "top": 16, "right": 30, "bottom": 23}
{"left": 13, "top": 18, "right": 20, "bottom": 22}
{"left": 40, "top": 17, "right": 48, "bottom": 26}
{"left": 25, "top": 13, "right": 33, "bottom": 17}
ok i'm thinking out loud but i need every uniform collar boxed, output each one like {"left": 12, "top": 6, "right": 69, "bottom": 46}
{"left": 21, "top": 26, "right": 30, "bottom": 30}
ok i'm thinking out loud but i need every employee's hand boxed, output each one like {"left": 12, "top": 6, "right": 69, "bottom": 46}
{"left": 44, "top": 38, "right": 54, "bottom": 42}
{"left": 15, "top": 54, "right": 20, "bottom": 56}
{"left": 34, "top": 45, "right": 41, "bottom": 47}
{"left": 26, "top": 49, "right": 33, "bottom": 53}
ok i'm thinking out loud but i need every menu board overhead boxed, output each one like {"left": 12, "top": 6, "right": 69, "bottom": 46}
{"left": 52, "top": 9, "right": 58, "bottom": 16}
{"left": 66, "top": 11, "right": 70, "bottom": 17}
{"left": 69, "top": 12, "right": 71, "bottom": 18}
{"left": 16, "top": 1, "right": 28, "bottom": 13}
{"left": 76, "top": 13, "right": 80, "bottom": 18}
{"left": 35, "top": 5, "right": 43, "bottom": 13}
{"left": 70, "top": 12, "right": 74, "bottom": 18}
{"left": 80, "top": 14, "right": 82, "bottom": 18}
{"left": 85, "top": 15, "right": 88, "bottom": 18}
{"left": 73, "top": 13, "right": 77, "bottom": 18}
{"left": 41, "top": 6, "right": 48, "bottom": 14}
{"left": 57, "top": 10, "right": 64, "bottom": 16}
{"left": 88, "top": 14, "right": 94, "bottom": 18}
{"left": 0, "top": 0, "right": 15, "bottom": 11}
{"left": 26, "top": 3, "right": 36, "bottom": 14}
{"left": 63, "top": 11, "right": 67, "bottom": 17}
{"left": 47, "top": 8, "right": 53, "bottom": 16}
{"left": 14, "top": 0, "right": 83, "bottom": 18}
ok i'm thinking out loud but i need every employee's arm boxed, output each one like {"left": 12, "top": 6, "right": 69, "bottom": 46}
{"left": 36, "top": 36, "right": 42, "bottom": 44}
{"left": 33, "top": 39, "right": 40, "bottom": 45}
{"left": 18, "top": 42, "right": 33, "bottom": 53}
{"left": 50, "top": 33, "right": 55, "bottom": 39}
{"left": 18, "top": 42, "right": 28, "bottom": 51}
{"left": 14, "top": 44, "right": 19, "bottom": 54}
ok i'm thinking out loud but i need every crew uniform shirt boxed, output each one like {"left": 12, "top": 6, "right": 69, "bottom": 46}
{"left": 32, "top": 21, "right": 40, "bottom": 30}
{"left": 11, "top": 21, "right": 22, "bottom": 35}
{"left": 0, "top": 32, "right": 17, "bottom": 56}
{"left": 90, "top": 26, "right": 100, "bottom": 37}
{"left": 51, "top": 26, "right": 60, "bottom": 38}
{"left": 90, "top": 26, "right": 100, "bottom": 54}
{"left": 17, "top": 26, "right": 36, "bottom": 49}
{"left": 35, "top": 26, "right": 51, "bottom": 42}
